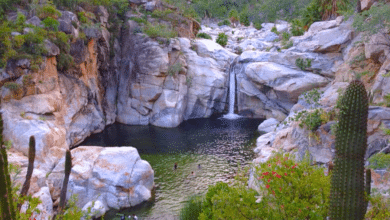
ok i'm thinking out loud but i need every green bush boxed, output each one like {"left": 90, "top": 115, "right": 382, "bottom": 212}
{"left": 179, "top": 195, "right": 203, "bottom": 220}
{"left": 196, "top": 32, "right": 211, "bottom": 39}
{"left": 253, "top": 21, "right": 262, "bottom": 30}
{"left": 217, "top": 19, "right": 231, "bottom": 26}
{"left": 12, "top": 35, "right": 25, "bottom": 49}
{"left": 365, "top": 194, "right": 390, "bottom": 219}
{"left": 151, "top": 9, "right": 173, "bottom": 19}
{"left": 52, "top": 31, "right": 70, "bottom": 53}
{"left": 295, "top": 58, "right": 312, "bottom": 70}
{"left": 239, "top": 9, "right": 250, "bottom": 27}
{"left": 301, "top": 0, "right": 321, "bottom": 28}
{"left": 228, "top": 9, "right": 238, "bottom": 20}
{"left": 291, "top": 18, "right": 305, "bottom": 36}
{"left": 143, "top": 22, "right": 177, "bottom": 39}
{"left": 3, "top": 82, "right": 21, "bottom": 91}
{"left": 168, "top": 62, "right": 182, "bottom": 76}
{"left": 368, "top": 153, "right": 390, "bottom": 170}
{"left": 77, "top": 12, "right": 89, "bottom": 24}
{"left": 129, "top": 17, "right": 147, "bottom": 24}
{"left": 37, "top": 4, "right": 62, "bottom": 19}
{"left": 216, "top": 32, "right": 228, "bottom": 47}
{"left": 42, "top": 17, "right": 60, "bottom": 31}
{"left": 353, "top": 2, "right": 390, "bottom": 40}
{"left": 57, "top": 53, "right": 74, "bottom": 71}
{"left": 198, "top": 151, "right": 330, "bottom": 219}
{"left": 271, "top": 26, "right": 279, "bottom": 34}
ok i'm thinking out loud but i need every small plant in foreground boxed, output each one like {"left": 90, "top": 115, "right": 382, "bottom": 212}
{"left": 365, "top": 194, "right": 390, "bottom": 219}
{"left": 253, "top": 152, "right": 331, "bottom": 219}
{"left": 216, "top": 33, "right": 228, "bottom": 47}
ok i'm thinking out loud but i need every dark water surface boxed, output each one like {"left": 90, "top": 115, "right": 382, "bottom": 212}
{"left": 79, "top": 114, "right": 263, "bottom": 219}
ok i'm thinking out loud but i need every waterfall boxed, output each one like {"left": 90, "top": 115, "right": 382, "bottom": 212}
{"left": 223, "top": 60, "right": 241, "bottom": 120}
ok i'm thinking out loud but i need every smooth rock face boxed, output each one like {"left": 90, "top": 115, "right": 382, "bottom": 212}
{"left": 292, "top": 18, "right": 354, "bottom": 53}
{"left": 47, "top": 146, "right": 154, "bottom": 210}
{"left": 180, "top": 38, "right": 235, "bottom": 120}
{"left": 258, "top": 118, "right": 279, "bottom": 133}
{"left": 361, "top": 0, "right": 376, "bottom": 11}
{"left": 364, "top": 32, "right": 390, "bottom": 64}
{"left": 235, "top": 61, "right": 329, "bottom": 120}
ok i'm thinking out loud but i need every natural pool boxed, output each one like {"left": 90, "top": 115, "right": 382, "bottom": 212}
{"left": 79, "top": 114, "right": 263, "bottom": 219}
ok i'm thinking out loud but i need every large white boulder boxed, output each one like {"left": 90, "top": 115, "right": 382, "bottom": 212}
{"left": 47, "top": 146, "right": 154, "bottom": 211}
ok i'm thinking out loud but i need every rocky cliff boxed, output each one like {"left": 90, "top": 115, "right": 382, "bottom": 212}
{"left": 2, "top": 0, "right": 390, "bottom": 217}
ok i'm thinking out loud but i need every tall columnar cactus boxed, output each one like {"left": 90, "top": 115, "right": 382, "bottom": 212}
{"left": 18, "top": 136, "right": 36, "bottom": 210}
{"left": 0, "top": 114, "right": 16, "bottom": 219}
{"left": 59, "top": 149, "right": 72, "bottom": 211}
{"left": 329, "top": 80, "right": 370, "bottom": 219}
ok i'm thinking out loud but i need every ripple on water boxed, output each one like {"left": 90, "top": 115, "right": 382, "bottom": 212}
{"left": 79, "top": 116, "right": 263, "bottom": 219}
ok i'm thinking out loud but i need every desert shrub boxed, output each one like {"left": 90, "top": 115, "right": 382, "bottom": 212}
{"left": 198, "top": 151, "right": 330, "bottom": 219}
{"left": 4, "top": 82, "right": 21, "bottom": 91}
{"left": 196, "top": 32, "right": 211, "bottom": 39}
{"left": 228, "top": 9, "right": 239, "bottom": 20}
{"left": 12, "top": 35, "right": 25, "bottom": 49}
{"left": 353, "top": 2, "right": 390, "bottom": 40}
{"left": 51, "top": 31, "right": 70, "bottom": 53}
{"left": 281, "top": 40, "right": 293, "bottom": 49}
{"left": 57, "top": 53, "right": 74, "bottom": 71}
{"left": 295, "top": 58, "right": 312, "bottom": 70}
{"left": 77, "top": 11, "right": 89, "bottom": 24}
{"left": 151, "top": 9, "right": 173, "bottom": 19}
{"left": 365, "top": 194, "right": 390, "bottom": 219}
{"left": 109, "top": 0, "right": 129, "bottom": 19}
{"left": 143, "top": 22, "right": 177, "bottom": 39}
{"left": 42, "top": 17, "right": 60, "bottom": 31}
{"left": 368, "top": 153, "right": 390, "bottom": 170}
{"left": 288, "top": 88, "right": 332, "bottom": 131}
{"left": 239, "top": 7, "right": 250, "bottom": 27}
{"left": 282, "top": 32, "right": 291, "bottom": 41}
{"left": 23, "top": 30, "right": 47, "bottom": 56}
{"left": 301, "top": 0, "right": 321, "bottom": 28}
{"left": 129, "top": 17, "right": 147, "bottom": 24}
{"left": 291, "top": 18, "right": 305, "bottom": 36}
{"left": 216, "top": 32, "right": 228, "bottom": 47}
{"left": 37, "top": 4, "right": 62, "bottom": 19}
{"left": 168, "top": 62, "right": 182, "bottom": 76}
{"left": 217, "top": 19, "right": 231, "bottom": 26}
{"left": 0, "top": 0, "right": 20, "bottom": 17}
{"left": 253, "top": 21, "right": 262, "bottom": 30}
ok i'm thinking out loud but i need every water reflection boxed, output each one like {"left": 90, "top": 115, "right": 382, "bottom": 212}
{"left": 79, "top": 114, "right": 263, "bottom": 219}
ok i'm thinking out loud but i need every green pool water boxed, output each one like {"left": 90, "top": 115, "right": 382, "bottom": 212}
{"left": 79, "top": 114, "right": 263, "bottom": 219}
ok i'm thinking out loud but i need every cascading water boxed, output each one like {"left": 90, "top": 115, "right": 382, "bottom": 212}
{"left": 223, "top": 59, "right": 241, "bottom": 119}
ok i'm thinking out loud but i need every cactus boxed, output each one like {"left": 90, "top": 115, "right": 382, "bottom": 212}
{"left": 18, "top": 136, "right": 35, "bottom": 210}
{"left": 329, "top": 80, "right": 370, "bottom": 219}
{"left": 0, "top": 114, "right": 16, "bottom": 219}
{"left": 364, "top": 168, "right": 371, "bottom": 215}
{"left": 59, "top": 149, "right": 72, "bottom": 211}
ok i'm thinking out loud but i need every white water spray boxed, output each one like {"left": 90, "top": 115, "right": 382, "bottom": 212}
{"left": 223, "top": 60, "right": 241, "bottom": 120}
